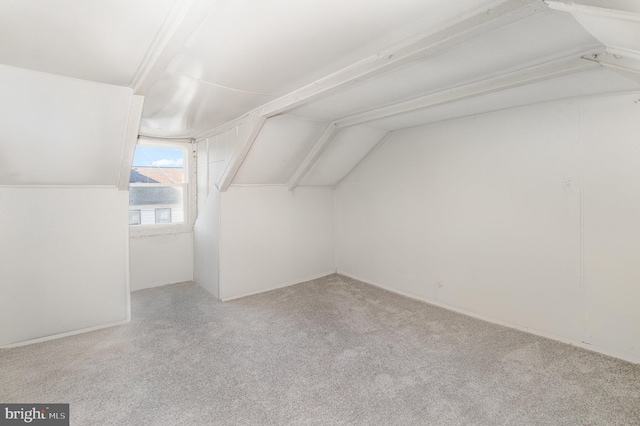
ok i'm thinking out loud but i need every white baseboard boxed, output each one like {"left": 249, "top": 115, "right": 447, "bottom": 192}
{"left": 338, "top": 271, "right": 640, "bottom": 365}
{"left": 131, "top": 279, "right": 193, "bottom": 292}
{"left": 1, "top": 319, "right": 130, "bottom": 349}
{"left": 221, "top": 271, "right": 336, "bottom": 302}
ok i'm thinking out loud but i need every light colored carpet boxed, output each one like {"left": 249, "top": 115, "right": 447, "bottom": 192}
{"left": 2, "top": 274, "right": 639, "bottom": 425}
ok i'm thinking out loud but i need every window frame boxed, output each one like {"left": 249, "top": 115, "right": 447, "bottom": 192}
{"left": 129, "top": 209, "right": 141, "bottom": 226}
{"left": 155, "top": 207, "right": 172, "bottom": 224}
{"left": 128, "top": 139, "right": 196, "bottom": 237}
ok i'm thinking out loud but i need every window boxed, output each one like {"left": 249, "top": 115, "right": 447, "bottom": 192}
{"left": 128, "top": 141, "right": 193, "bottom": 235}
{"left": 155, "top": 208, "right": 172, "bottom": 224}
{"left": 129, "top": 210, "right": 141, "bottom": 225}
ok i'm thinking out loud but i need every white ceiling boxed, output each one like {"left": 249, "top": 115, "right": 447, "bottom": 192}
{"left": 2, "top": 0, "right": 640, "bottom": 189}
{"left": 0, "top": 0, "right": 177, "bottom": 86}
{"left": 289, "top": 9, "right": 600, "bottom": 122}
{"left": 364, "top": 67, "right": 638, "bottom": 131}
{"left": 234, "top": 115, "right": 326, "bottom": 185}
{"left": 139, "top": 0, "right": 493, "bottom": 137}
{"left": 300, "top": 126, "right": 389, "bottom": 187}
{"left": 172, "top": 0, "right": 482, "bottom": 95}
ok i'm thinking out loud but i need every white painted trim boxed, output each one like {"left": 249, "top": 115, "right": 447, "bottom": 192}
{"left": 336, "top": 55, "right": 601, "bottom": 128}
{"left": 292, "top": 185, "right": 340, "bottom": 189}
{"left": 138, "top": 135, "right": 193, "bottom": 144}
{"left": 187, "top": 143, "right": 198, "bottom": 227}
{"left": 220, "top": 271, "right": 336, "bottom": 302}
{"left": 599, "top": 63, "right": 640, "bottom": 79}
{"left": 381, "top": 88, "right": 640, "bottom": 133}
{"left": 260, "top": 0, "right": 546, "bottom": 117}
{"left": 129, "top": 229, "right": 193, "bottom": 240}
{"left": 287, "top": 122, "right": 338, "bottom": 191}
{"left": 130, "top": 0, "right": 192, "bottom": 91}
{"left": 1, "top": 319, "right": 130, "bottom": 349}
{"left": 127, "top": 182, "right": 185, "bottom": 188}
{"left": 129, "top": 224, "right": 193, "bottom": 237}
{"left": 137, "top": 136, "right": 193, "bottom": 147}
{"left": 605, "top": 47, "right": 640, "bottom": 63}
{"left": 229, "top": 184, "right": 289, "bottom": 188}
{"left": 337, "top": 271, "right": 640, "bottom": 365}
{"left": 118, "top": 95, "right": 145, "bottom": 191}
{"left": 546, "top": 0, "right": 640, "bottom": 22}
{"left": 131, "top": 0, "right": 216, "bottom": 94}
{"left": 217, "top": 113, "right": 267, "bottom": 191}
{"left": 591, "top": 48, "right": 640, "bottom": 77}
{"left": 194, "top": 115, "right": 247, "bottom": 142}
{"left": 334, "top": 132, "right": 394, "bottom": 188}
{"left": 0, "top": 185, "right": 116, "bottom": 189}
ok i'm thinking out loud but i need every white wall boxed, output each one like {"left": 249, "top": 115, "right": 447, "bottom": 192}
{"left": 580, "top": 96, "right": 640, "bottom": 360}
{"left": 0, "top": 187, "right": 129, "bottom": 347}
{"left": 129, "top": 232, "right": 193, "bottom": 291}
{"left": 336, "top": 93, "right": 640, "bottom": 363}
{"left": 192, "top": 126, "right": 241, "bottom": 299}
{"left": 0, "top": 66, "right": 135, "bottom": 347}
{"left": 219, "top": 186, "right": 335, "bottom": 301}
{"left": 192, "top": 121, "right": 336, "bottom": 301}
{"left": 193, "top": 188, "right": 221, "bottom": 299}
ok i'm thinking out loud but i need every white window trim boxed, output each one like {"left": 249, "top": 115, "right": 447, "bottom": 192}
{"left": 155, "top": 207, "right": 172, "bottom": 224}
{"left": 129, "top": 209, "right": 141, "bottom": 226}
{"left": 129, "top": 139, "right": 196, "bottom": 237}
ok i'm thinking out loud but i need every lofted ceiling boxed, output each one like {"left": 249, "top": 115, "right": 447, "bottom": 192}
{"left": 1, "top": 0, "right": 639, "bottom": 190}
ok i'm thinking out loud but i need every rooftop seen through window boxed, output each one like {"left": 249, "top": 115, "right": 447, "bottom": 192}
{"left": 129, "top": 144, "right": 186, "bottom": 226}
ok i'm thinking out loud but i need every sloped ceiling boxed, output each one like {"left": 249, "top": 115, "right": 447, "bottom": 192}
{"left": 0, "top": 0, "right": 178, "bottom": 87}
{"left": 233, "top": 115, "right": 326, "bottom": 185}
{"left": 1, "top": 0, "right": 640, "bottom": 189}
{"left": 139, "top": 0, "right": 493, "bottom": 137}
{"left": 300, "top": 126, "right": 389, "bottom": 188}
{"left": 288, "top": 8, "right": 599, "bottom": 123}
{"left": 0, "top": 65, "right": 133, "bottom": 185}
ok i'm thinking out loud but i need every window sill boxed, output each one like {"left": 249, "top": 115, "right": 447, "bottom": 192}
{"left": 128, "top": 223, "right": 193, "bottom": 238}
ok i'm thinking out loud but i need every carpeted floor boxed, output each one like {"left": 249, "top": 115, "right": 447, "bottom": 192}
{"left": 2, "top": 274, "right": 640, "bottom": 425}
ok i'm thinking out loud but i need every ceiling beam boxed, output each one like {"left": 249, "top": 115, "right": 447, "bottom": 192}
{"left": 217, "top": 112, "right": 267, "bottom": 192}
{"left": 287, "top": 123, "right": 339, "bottom": 191}
{"left": 259, "top": 0, "right": 546, "bottom": 118}
{"left": 131, "top": 0, "right": 216, "bottom": 95}
{"left": 335, "top": 54, "right": 602, "bottom": 128}
{"left": 545, "top": 1, "right": 640, "bottom": 21}
{"left": 588, "top": 48, "right": 640, "bottom": 82}
{"left": 545, "top": 2, "right": 640, "bottom": 79}
{"left": 138, "top": 135, "right": 193, "bottom": 144}
{"left": 194, "top": 114, "right": 248, "bottom": 143}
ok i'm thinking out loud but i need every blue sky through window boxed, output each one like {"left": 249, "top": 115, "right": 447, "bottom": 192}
{"left": 132, "top": 145, "right": 184, "bottom": 167}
